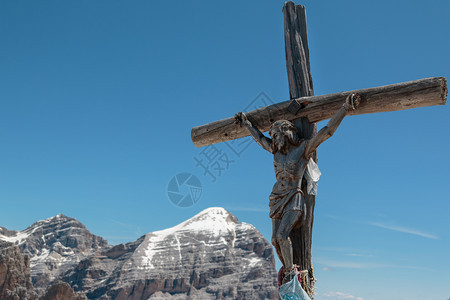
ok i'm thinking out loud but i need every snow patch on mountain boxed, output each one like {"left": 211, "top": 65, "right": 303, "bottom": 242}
{"left": 134, "top": 207, "right": 240, "bottom": 270}
{"left": 0, "top": 230, "right": 30, "bottom": 244}
{"left": 1, "top": 207, "right": 278, "bottom": 299}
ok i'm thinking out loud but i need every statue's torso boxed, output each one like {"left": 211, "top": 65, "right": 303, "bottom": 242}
{"left": 272, "top": 141, "right": 308, "bottom": 192}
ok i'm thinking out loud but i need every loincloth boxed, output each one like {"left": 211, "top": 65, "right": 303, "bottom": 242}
{"left": 269, "top": 187, "right": 304, "bottom": 219}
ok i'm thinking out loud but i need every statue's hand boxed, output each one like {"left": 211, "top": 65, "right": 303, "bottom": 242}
{"left": 344, "top": 93, "right": 361, "bottom": 110}
{"left": 234, "top": 112, "right": 251, "bottom": 127}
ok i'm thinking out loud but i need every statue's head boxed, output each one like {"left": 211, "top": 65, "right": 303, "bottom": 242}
{"left": 269, "top": 120, "right": 300, "bottom": 154}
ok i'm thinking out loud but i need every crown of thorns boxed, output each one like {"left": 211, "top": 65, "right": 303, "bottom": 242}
{"left": 269, "top": 120, "right": 297, "bottom": 135}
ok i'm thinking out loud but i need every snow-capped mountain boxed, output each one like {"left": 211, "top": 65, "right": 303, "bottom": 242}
{"left": 0, "top": 207, "right": 278, "bottom": 299}
{"left": 0, "top": 214, "right": 108, "bottom": 294}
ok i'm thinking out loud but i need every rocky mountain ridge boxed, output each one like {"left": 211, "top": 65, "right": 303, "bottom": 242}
{"left": 1, "top": 214, "right": 108, "bottom": 294}
{"left": 0, "top": 240, "right": 37, "bottom": 300}
{"left": 0, "top": 207, "right": 278, "bottom": 299}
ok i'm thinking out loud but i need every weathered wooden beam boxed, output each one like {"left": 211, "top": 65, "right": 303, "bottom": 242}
{"left": 284, "top": 1, "right": 314, "bottom": 99}
{"left": 191, "top": 77, "right": 447, "bottom": 147}
{"left": 283, "top": 2, "right": 316, "bottom": 286}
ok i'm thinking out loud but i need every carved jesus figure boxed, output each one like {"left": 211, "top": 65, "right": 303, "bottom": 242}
{"left": 235, "top": 93, "right": 360, "bottom": 283}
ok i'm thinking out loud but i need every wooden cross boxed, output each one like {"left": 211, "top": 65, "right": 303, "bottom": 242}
{"left": 190, "top": 1, "right": 447, "bottom": 295}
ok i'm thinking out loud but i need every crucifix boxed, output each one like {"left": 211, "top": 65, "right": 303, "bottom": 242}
{"left": 191, "top": 1, "right": 447, "bottom": 296}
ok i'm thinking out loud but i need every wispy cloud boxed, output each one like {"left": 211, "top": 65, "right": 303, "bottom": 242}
{"left": 368, "top": 222, "right": 438, "bottom": 240}
{"left": 315, "top": 258, "right": 430, "bottom": 271}
{"left": 315, "top": 246, "right": 377, "bottom": 258}
{"left": 345, "top": 253, "right": 374, "bottom": 258}
{"left": 325, "top": 214, "right": 439, "bottom": 240}
{"left": 323, "top": 291, "right": 365, "bottom": 300}
{"left": 110, "top": 219, "right": 136, "bottom": 228}
{"left": 315, "top": 259, "right": 389, "bottom": 269}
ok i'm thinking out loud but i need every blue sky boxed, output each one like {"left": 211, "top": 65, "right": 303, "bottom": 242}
{"left": 1, "top": 1, "right": 449, "bottom": 299}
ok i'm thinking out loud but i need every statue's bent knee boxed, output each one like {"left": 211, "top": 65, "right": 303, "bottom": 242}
{"left": 276, "top": 232, "right": 291, "bottom": 245}
{"left": 271, "top": 236, "right": 278, "bottom": 246}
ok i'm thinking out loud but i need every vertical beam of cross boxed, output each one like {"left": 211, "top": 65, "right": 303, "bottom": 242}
{"left": 283, "top": 1, "right": 316, "bottom": 286}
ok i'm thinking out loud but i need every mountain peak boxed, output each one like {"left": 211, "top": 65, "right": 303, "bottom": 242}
{"left": 41, "top": 213, "right": 73, "bottom": 223}
{"left": 125, "top": 206, "right": 274, "bottom": 293}
{"left": 190, "top": 207, "right": 238, "bottom": 223}
{"left": 1, "top": 208, "right": 277, "bottom": 299}
{"left": 0, "top": 214, "right": 108, "bottom": 293}
{"left": 143, "top": 207, "right": 240, "bottom": 246}
{"left": 177, "top": 207, "right": 239, "bottom": 233}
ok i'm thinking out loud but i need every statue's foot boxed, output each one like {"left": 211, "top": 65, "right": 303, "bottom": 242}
{"left": 281, "top": 265, "right": 299, "bottom": 285}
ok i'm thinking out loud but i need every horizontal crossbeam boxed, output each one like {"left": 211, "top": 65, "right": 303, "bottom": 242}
{"left": 191, "top": 77, "right": 447, "bottom": 148}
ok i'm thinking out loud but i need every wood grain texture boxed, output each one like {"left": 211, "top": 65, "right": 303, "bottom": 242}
{"left": 283, "top": 2, "right": 316, "bottom": 278}
{"left": 191, "top": 77, "right": 447, "bottom": 147}
{"left": 284, "top": 1, "right": 314, "bottom": 99}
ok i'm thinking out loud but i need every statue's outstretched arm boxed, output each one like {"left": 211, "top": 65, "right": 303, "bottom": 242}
{"left": 304, "top": 93, "right": 361, "bottom": 158}
{"left": 235, "top": 112, "right": 273, "bottom": 153}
